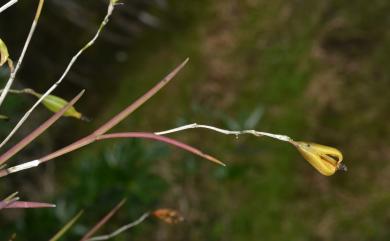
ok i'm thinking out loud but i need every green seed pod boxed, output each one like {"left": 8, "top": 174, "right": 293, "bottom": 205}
{"left": 0, "top": 38, "right": 9, "bottom": 67}
{"left": 29, "top": 91, "right": 87, "bottom": 120}
{"left": 0, "top": 114, "right": 9, "bottom": 121}
{"left": 294, "top": 141, "right": 346, "bottom": 176}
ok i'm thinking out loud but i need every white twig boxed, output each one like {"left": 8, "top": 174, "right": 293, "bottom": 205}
{"left": 4, "top": 160, "right": 40, "bottom": 174}
{"left": 0, "top": 0, "right": 17, "bottom": 14}
{"left": 0, "top": 1, "right": 118, "bottom": 148}
{"left": 0, "top": 0, "right": 43, "bottom": 107}
{"left": 0, "top": 159, "right": 41, "bottom": 177}
{"left": 86, "top": 212, "right": 150, "bottom": 241}
{"left": 155, "top": 123, "right": 294, "bottom": 142}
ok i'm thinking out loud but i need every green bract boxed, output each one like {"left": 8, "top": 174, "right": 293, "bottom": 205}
{"left": 0, "top": 38, "right": 9, "bottom": 67}
{"left": 40, "top": 94, "right": 83, "bottom": 119}
{"left": 27, "top": 90, "right": 85, "bottom": 120}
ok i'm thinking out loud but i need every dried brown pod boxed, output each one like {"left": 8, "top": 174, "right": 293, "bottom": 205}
{"left": 153, "top": 208, "right": 184, "bottom": 224}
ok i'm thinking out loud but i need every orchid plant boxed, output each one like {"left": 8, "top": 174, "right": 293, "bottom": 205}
{"left": 0, "top": 0, "right": 346, "bottom": 239}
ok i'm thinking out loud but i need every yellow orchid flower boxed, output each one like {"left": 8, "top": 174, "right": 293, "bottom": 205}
{"left": 294, "top": 141, "right": 347, "bottom": 176}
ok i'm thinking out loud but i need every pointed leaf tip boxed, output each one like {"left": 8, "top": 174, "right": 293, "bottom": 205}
{"left": 80, "top": 198, "right": 126, "bottom": 241}
{"left": 49, "top": 210, "right": 84, "bottom": 241}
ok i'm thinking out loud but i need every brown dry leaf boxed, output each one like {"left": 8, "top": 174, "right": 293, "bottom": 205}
{"left": 153, "top": 208, "right": 184, "bottom": 224}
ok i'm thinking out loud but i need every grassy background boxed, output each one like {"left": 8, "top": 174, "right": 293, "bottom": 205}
{"left": 1, "top": 0, "right": 390, "bottom": 240}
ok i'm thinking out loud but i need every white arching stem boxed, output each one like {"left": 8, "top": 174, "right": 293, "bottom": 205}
{"left": 0, "top": 0, "right": 17, "bottom": 14}
{"left": 155, "top": 123, "right": 294, "bottom": 142}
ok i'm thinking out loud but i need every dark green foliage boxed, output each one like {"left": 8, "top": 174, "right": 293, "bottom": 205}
{"left": 0, "top": 139, "right": 167, "bottom": 240}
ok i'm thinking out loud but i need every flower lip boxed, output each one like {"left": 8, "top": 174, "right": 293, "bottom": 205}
{"left": 326, "top": 153, "right": 340, "bottom": 162}
{"left": 338, "top": 163, "right": 348, "bottom": 172}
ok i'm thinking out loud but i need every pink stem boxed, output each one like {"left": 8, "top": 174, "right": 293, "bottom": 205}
{"left": 80, "top": 199, "right": 126, "bottom": 241}
{"left": 0, "top": 90, "right": 85, "bottom": 165}
{"left": 96, "top": 132, "right": 225, "bottom": 166}
{"left": 1, "top": 201, "right": 55, "bottom": 209}
{"left": 39, "top": 59, "right": 189, "bottom": 163}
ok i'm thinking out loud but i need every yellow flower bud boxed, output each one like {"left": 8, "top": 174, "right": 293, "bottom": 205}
{"left": 294, "top": 141, "right": 346, "bottom": 176}
{"left": 0, "top": 38, "right": 9, "bottom": 67}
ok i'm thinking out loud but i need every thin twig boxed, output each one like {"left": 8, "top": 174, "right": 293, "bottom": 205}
{"left": 3, "top": 191, "right": 18, "bottom": 201}
{"left": 86, "top": 212, "right": 150, "bottom": 241}
{"left": 80, "top": 199, "right": 126, "bottom": 241}
{"left": 0, "top": 0, "right": 118, "bottom": 149}
{"left": 96, "top": 132, "right": 225, "bottom": 166}
{"left": 0, "top": 0, "right": 44, "bottom": 107}
{"left": 0, "top": 0, "right": 18, "bottom": 14}
{"left": 39, "top": 58, "right": 188, "bottom": 163}
{"left": 0, "top": 192, "right": 19, "bottom": 210}
{"left": 0, "top": 88, "right": 36, "bottom": 95}
{"left": 0, "top": 59, "right": 189, "bottom": 177}
{"left": 0, "top": 129, "right": 223, "bottom": 177}
{"left": 0, "top": 120, "right": 296, "bottom": 177}
{"left": 93, "top": 57, "right": 189, "bottom": 136}
{"left": 0, "top": 197, "right": 19, "bottom": 210}
{"left": 0, "top": 90, "right": 85, "bottom": 166}
{"left": 49, "top": 210, "right": 84, "bottom": 241}
{"left": 155, "top": 123, "right": 294, "bottom": 142}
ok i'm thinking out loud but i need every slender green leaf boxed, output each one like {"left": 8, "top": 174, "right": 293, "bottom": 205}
{"left": 80, "top": 199, "right": 126, "bottom": 241}
{"left": 49, "top": 210, "right": 84, "bottom": 241}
